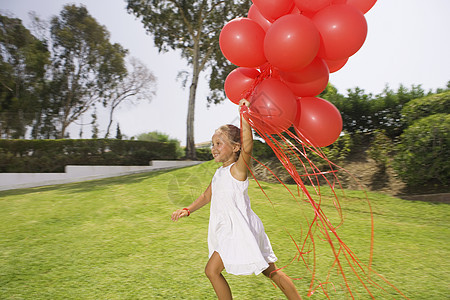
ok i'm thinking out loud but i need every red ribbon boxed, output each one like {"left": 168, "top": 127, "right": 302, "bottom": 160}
{"left": 239, "top": 88, "right": 409, "bottom": 299}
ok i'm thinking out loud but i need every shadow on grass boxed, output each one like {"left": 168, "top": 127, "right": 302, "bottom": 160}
{"left": 0, "top": 168, "right": 186, "bottom": 197}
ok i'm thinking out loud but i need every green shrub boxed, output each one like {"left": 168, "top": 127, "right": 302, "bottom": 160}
{"left": 137, "top": 131, "right": 185, "bottom": 158}
{"left": 367, "top": 130, "right": 394, "bottom": 167}
{"left": 402, "top": 91, "right": 450, "bottom": 125}
{"left": 321, "top": 133, "right": 353, "bottom": 163}
{"left": 393, "top": 114, "right": 450, "bottom": 186}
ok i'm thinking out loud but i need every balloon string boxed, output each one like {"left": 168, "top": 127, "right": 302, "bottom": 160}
{"left": 239, "top": 106, "right": 410, "bottom": 299}
{"left": 241, "top": 63, "right": 275, "bottom": 100}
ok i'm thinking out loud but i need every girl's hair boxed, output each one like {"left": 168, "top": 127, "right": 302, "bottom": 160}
{"left": 216, "top": 124, "right": 241, "bottom": 158}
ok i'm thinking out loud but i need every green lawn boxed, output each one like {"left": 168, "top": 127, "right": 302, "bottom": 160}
{"left": 0, "top": 161, "right": 449, "bottom": 299}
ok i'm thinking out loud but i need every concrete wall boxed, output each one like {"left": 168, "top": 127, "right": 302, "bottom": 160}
{"left": 0, "top": 160, "right": 203, "bottom": 191}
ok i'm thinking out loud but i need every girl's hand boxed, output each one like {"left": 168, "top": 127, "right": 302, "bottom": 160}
{"left": 171, "top": 209, "right": 189, "bottom": 221}
{"left": 239, "top": 99, "right": 250, "bottom": 109}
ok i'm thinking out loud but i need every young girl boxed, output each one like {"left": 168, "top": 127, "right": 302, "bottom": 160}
{"left": 171, "top": 99, "right": 301, "bottom": 300}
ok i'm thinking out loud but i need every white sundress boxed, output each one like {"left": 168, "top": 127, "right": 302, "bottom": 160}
{"left": 208, "top": 163, "right": 277, "bottom": 276}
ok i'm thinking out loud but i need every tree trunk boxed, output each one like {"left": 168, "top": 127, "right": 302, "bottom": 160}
{"left": 185, "top": 41, "right": 201, "bottom": 160}
{"left": 60, "top": 126, "right": 67, "bottom": 139}
{"left": 185, "top": 73, "right": 199, "bottom": 160}
{"left": 104, "top": 105, "right": 116, "bottom": 138}
{"left": 60, "top": 120, "right": 67, "bottom": 139}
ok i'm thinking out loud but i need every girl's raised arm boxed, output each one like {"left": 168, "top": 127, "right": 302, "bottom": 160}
{"left": 232, "top": 99, "right": 253, "bottom": 181}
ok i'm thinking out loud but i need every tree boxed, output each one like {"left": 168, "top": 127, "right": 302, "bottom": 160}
{"left": 103, "top": 57, "right": 157, "bottom": 138}
{"left": 48, "top": 4, "right": 128, "bottom": 138}
{"left": 0, "top": 14, "right": 50, "bottom": 138}
{"left": 435, "top": 80, "right": 450, "bottom": 94}
{"left": 115, "top": 123, "right": 122, "bottom": 140}
{"left": 324, "top": 86, "right": 373, "bottom": 134}
{"left": 91, "top": 109, "right": 99, "bottom": 139}
{"left": 322, "top": 83, "right": 429, "bottom": 138}
{"left": 126, "top": 0, "right": 251, "bottom": 159}
{"left": 370, "top": 84, "right": 425, "bottom": 138}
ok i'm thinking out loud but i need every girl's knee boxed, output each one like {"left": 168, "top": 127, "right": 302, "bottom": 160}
{"left": 205, "top": 265, "right": 213, "bottom": 279}
{"left": 205, "top": 265, "right": 220, "bottom": 280}
{"left": 205, "top": 252, "right": 224, "bottom": 280}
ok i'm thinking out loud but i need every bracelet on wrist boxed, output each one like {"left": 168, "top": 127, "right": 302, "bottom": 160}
{"left": 182, "top": 208, "right": 191, "bottom": 216}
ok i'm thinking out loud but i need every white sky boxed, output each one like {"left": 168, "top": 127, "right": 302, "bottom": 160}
{"left": 1, "top": 0, "right": 449, "bottom": 144}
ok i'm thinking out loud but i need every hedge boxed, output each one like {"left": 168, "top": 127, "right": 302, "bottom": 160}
{"left": 393, "top": 113, "right": 450, "bottom": 186}
{"left": 0, "top": 139, "right": 178, "bottom": 173}
{"left": 195, "top": 148, "right": 213, "bottom": 161}
{"left": 401, "top": 91, "right": 450, "bottom": 125}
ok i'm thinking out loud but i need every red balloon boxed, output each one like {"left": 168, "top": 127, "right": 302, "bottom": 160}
{"left": 248, "top": 4, "right": 272, "bottom": 32}
{"left": 294, "top": 0, "right": 331, "bottom": 14}
{"left": 313, "top": 4, "right": 367, "bottom": 60}
{"left": 346, "top": 0, "right": 377, "bottom": 14}
{"left": 249, "top": 78, "right": 297, "bottom": 134}
{"left": 324, "top": 57, "right": 348, "bottom": 73}
{"left": 280, "top": 57, "right": 329, "bottom": 96}
{"left": 219, "top": 18, "right": 267, "bottom": 68}
{"left": 294, "top": 97, "right": 342, "bottom": 147}
{"left": 284, "top": 76, "right": 329, "bottom": 97}
{"left": 224, "top": 68, "right": 261, "bottom": 104}
{"left": 252, "top": 0, "right": 295, "bottom": 22}
{"left": 264, "top": 14, "right": 320, "bottom": 71}
{"left": 280, "top": 57, "right": 329, "bottom": 84}
{"left": 299, "top": 10, "right": 316, "bottom": 19}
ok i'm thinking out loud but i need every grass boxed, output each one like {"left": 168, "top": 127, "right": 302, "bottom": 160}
{"left": 0, "top": 161, "right": 449, "bottom": 299}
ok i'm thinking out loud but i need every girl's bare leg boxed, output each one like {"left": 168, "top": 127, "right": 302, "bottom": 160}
{"left": 263, "top": 263, "right": 302, "bottom": 300}
{"left": 205, "top": 252, "right": 232, "bottom": 300}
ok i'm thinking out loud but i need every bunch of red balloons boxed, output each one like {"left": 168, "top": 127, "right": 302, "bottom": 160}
{"left": 220, "top": 0, "right": 376, "bottom": 147}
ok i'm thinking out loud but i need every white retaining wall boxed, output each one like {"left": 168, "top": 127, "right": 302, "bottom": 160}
{"left": 0, "top": 160, "right": 203, "bottom": 191}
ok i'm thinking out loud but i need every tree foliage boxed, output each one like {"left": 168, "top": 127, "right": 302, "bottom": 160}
{"left": 103, "top": 57, "right": 157, "bottom": 138}
{"left": 322, "top": 83, "right": 428, "bottom": 138}
{"left": 329, "top": 86, "right": 373, "bottom": 134}
{"left": 371, "top": 84, "right": 426, "bottom": 138}
{"left": 0, "top": 15, "right": 50, "bottom": 138}
{"left": 126, "top": 0, "right": 251, "bottom": 159}
{"left": 1, "top": 5, "right": 156, "bottom": 139}
{"left": 47, "top": 4, "right": 128, "bottom": 138}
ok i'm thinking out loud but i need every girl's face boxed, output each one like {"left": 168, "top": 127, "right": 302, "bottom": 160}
{"left": 211, "top": 131, "right": 239, "bottom": 166}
